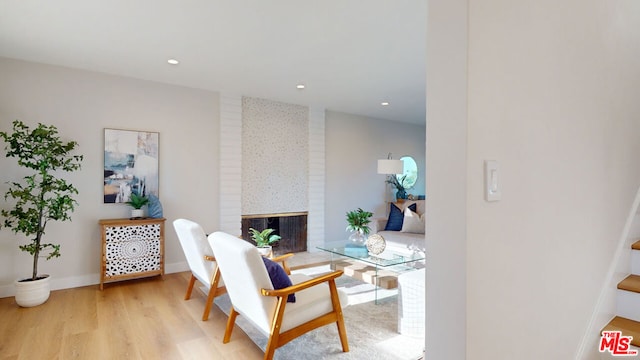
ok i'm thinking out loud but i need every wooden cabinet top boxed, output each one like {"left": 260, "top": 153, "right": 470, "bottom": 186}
{"left": 99, "top": 218, "right": 166, "bottom": 226}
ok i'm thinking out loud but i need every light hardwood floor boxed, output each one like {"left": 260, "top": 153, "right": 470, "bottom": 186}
{"left": 0, "top": 272, "right": 265, "bottom": 360}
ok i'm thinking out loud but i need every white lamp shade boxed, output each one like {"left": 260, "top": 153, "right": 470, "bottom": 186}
{"left": 377, "top": 159, "right": 404, "bottom": 174}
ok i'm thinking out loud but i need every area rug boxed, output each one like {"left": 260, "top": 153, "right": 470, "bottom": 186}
{"left": 213, "top": 265, "right": 424, "bottom": 360}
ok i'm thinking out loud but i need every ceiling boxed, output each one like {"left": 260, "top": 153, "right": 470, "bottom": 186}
{"left": 0, "top": 1, "right": 426, "bottom": 125}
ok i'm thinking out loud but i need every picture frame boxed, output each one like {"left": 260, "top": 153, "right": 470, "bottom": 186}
{"left": 103, "top": 128, "right": 159, "bottom": 203}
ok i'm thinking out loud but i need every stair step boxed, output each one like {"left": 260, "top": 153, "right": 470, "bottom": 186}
{"left": 617, "top": 276, "right": 640, "bottom": 323}
{"left": 617, "top": 288, "right": 640, "bottom": 322}
{"left": 633, "top": 240, "right": 640, "bottom": 250}
{"left": 633, "top": 251, "right": 640, "bottom": 276}
{"left": 602, "top": 316, "right": 640, "bottom": 348}
{"left": 619, "top": 275, "right": 640, "bottom": 293}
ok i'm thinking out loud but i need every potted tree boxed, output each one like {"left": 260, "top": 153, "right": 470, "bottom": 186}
{"left": 126, "top": 192, "right": 149, "bottom": 218}
{"left": 249, "top": 227, "right": 281, "bottom": 257}
{"left": 0, "top": 120, "right": 83, "bottom": 307}
{"left": 345, "top": 208, "right": 373, "bottom": 244}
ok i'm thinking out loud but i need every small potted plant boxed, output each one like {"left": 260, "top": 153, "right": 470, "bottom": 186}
{"left": 249, "top": 227, "right": 281, "bottom": 257}
{"left": 345, "top": 208, "right": 373, "bottom": 244}
{"left": 125, "top": 192, "right": 149, "bottom": 218}
{"left": 0, "top": 120, "right": 83, "bottom": 307}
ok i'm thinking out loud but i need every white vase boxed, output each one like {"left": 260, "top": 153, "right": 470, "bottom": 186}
{"left": 15, "top": 274, "right": 51, "bottom": 307}
{"left": 257, "top": 246, "right": 272, "bottom": 257}
{"left": 131, "top": 209, "right": 144, "bottom": 218}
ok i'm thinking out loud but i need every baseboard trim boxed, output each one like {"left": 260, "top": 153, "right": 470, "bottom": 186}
{"left": 0, "top": 284, "right": 15, "bottom": 299}
{"left": 165, "top": 261, "right": 189, "bottom": 274}
{"left": 0, "top": 261, "right": 189, "bottom": 299}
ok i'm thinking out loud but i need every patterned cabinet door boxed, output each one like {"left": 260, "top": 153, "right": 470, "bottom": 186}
{"left": 104, "top": 223, "right": 161, "bottom": 276}
{"left": 99, "top": 218, "right": 165, "bottom": 289}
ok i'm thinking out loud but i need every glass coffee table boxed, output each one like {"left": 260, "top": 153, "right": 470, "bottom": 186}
{"left": 316, "top": 242, "right": 425, "bottom": 304}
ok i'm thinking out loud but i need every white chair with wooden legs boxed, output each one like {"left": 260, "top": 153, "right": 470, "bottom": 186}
{"left": 173, "top": 219, "right": 226, "bottom": 321}
{"left": 208, "top": 231, "right": 349, "bottom": 360}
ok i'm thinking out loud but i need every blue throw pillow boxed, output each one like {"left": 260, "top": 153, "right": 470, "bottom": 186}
{"left": 262, "top": 257, "right": 295, "bottom": 303}
{"left": 384, "top": 203, "right": 416, "bottom": 231}
{"left": 407, "top": 203, "right": 417, "bottom": 213}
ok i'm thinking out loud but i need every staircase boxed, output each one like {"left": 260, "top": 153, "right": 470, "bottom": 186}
{"left": 601, "top": 240, "right": 640, "bottom": 356}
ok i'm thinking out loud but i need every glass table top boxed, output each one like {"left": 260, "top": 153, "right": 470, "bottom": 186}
{"left": 316, "top": 241, "right": 425, "bottom": 268}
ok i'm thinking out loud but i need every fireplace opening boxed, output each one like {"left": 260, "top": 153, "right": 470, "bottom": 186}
{"left": 241, "top": 212, "right": 308, "bottom": 254}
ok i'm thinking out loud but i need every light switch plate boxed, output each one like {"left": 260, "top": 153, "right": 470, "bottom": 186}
{"left": 484, "top": 160, "right": 501, "bottom": 201}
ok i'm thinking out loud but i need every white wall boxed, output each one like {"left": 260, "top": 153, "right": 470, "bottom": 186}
{"left": 425, "top": 0, "right": 468, "bottom": 358}
{"left": 325, "top": 111, "right": 425, "bottom": 244}
{"left": 465, "top": 0, "right": 640, "bottom": 359}
{"left": 0, "top": 58, "right": 220, "bottom": 295}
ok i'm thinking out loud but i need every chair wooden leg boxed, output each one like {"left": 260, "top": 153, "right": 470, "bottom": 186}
{"left": 185, "top": 274, "right": 196, "bottom": 300}
{"left": 336, "top": 314, "right": 349, "bottom": 352}
{"left": 223, "top": 306, "right": 239, "bottom": 344}
{"left": 264, "top": 297, "right": 287, "bottom": 360}
{"left": 202, "top": 286, "right": 216, "bottom": 321}
{"left": 329, "top": 279, "right": 349, "bottom": 352}
{"left": 202, "top": 267, "right": 225, "bottom": 321}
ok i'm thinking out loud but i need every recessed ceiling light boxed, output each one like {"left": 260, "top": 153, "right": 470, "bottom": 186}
{"left": 381, "top": 102, "right": 390, "bottom": 106}
{"left": 296, "top": 84, "right": 305, "bottom": 89}
{"left": 167, "top": 59, "right": 179, "bottom": 65}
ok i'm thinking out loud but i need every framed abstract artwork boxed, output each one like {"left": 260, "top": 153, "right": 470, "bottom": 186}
{"left": 104, "top": 128, "right": 159, "bottom": 203}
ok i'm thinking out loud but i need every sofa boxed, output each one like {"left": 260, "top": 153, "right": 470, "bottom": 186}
{"left": 370, "top": 200, "right": 426, "bottom": 255}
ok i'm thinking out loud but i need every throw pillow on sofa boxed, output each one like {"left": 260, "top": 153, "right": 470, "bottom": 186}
{"left": 262, "top": 257, "right": 295, "bottom": 303}
{"left": 401, "top": 207, "right": 425, "bottom": 234}
{"left": 385, "top": 203, "right": 417, "bottom": 231}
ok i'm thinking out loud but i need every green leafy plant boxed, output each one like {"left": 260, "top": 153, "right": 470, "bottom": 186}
{"left": 249, "top": 227, "right": 281, "bottom": 247}
{"left": 126, "top": 192, "right": 149, "bottom": 209}
{"left": 0, "top": 120, "right": 83, "bottom": 281}
{"left": 345, "top": 208, "right": 373, "bottom": 235}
